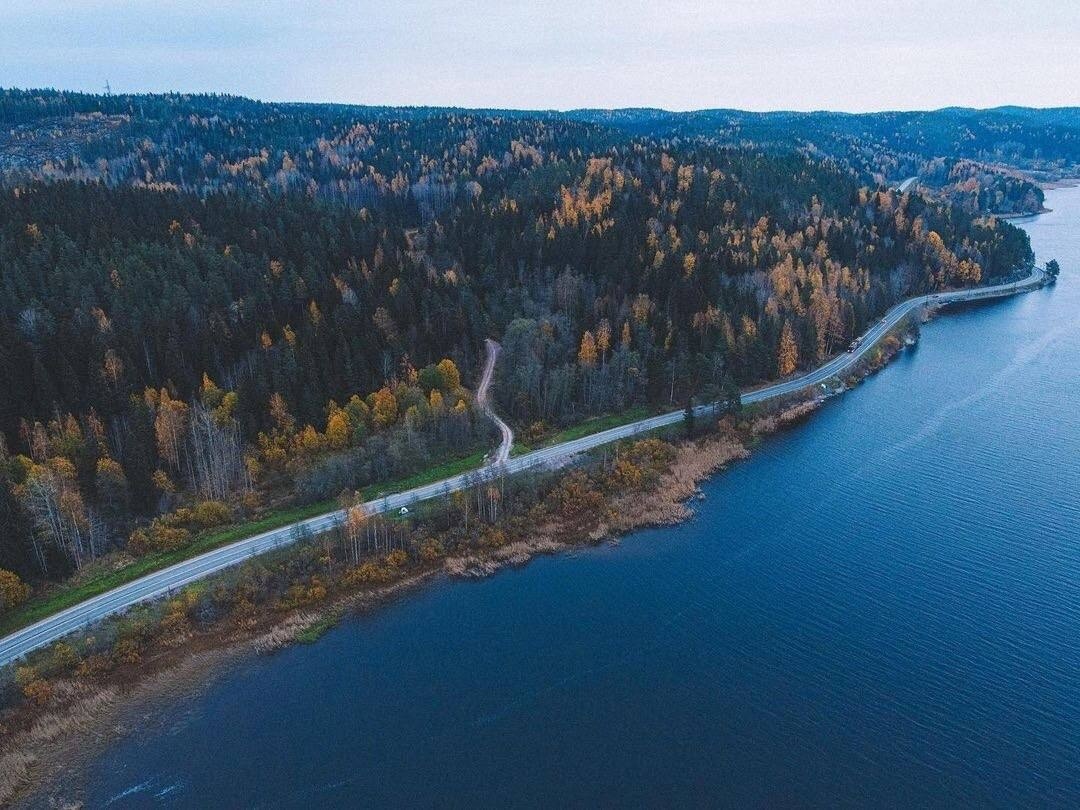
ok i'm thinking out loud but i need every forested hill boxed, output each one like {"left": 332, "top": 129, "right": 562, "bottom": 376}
{"left": 567, "top": 106, "right": 1080, "bottom": 181}
{"left": 0, "top": 89, "right": 1035, "bottom": 583}
{"left": 3, "top": 89, "right": 1079, "bottom": 184}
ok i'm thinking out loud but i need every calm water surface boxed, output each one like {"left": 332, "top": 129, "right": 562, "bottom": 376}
{"left": 58, "top": 188, "right": 1080, "bottom": 808}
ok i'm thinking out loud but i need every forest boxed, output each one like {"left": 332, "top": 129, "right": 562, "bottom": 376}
{"left": 567, "top": 105, "right": 1080, "bottom": 183}
{"left": 0, "top": 89, "right": 1036, "bottom": 592}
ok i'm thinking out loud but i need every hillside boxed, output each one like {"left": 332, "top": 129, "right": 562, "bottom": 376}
{"left": 0, "top": 89, "right": 1036, "bottom": 588}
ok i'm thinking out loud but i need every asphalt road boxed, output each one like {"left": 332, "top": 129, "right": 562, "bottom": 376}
{"left": 0, "top": 267, "right": 1047, "bottom": 668}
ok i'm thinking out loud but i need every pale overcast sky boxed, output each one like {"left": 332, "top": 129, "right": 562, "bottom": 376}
{"left": 2, "top": 1, "right": 1078, "bottom": 111}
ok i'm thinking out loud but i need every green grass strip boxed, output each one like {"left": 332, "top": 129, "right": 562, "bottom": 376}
{"left": 511, "top": 405, "right": 654, "bottom": 456}
{"left": 294, "top": 611, "right": 344, "bottom": 644}
{"left": 1, "top": 448, "right": 489, "bottom": 638}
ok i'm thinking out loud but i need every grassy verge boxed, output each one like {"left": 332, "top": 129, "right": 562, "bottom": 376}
{"left": 0, "top": 499, "right": 337, "bottom": 638}
{"left": 295, "top": 611, "right": 343, "bottom": 644}
{"left": 359, "top": 449, "right": 487, "bottom": 501}
{"left": 511, "top": 405, "right": 654, "bottom": 456}
{"left": 1, "top": 449, "right": 490, "bottom": 639}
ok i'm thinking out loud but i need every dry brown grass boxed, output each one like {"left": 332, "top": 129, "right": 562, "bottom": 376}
{"left": 604, "top": 433, "right": 750, "bottom": 532}
{"left": 0, "top": 750, "right": 36, "bottom": 805}
{"left": 444, "top": 431, "right": 755, "bottom": 578}
{"left": 25, "top": 688, "right": 118, "bottom": 746}
{"left": 751, "top": 398, "right": 823, "bottom": 435}
{"left": 444, "top": 531, "right": 568, "bottom": 577}
{"left": 251, "top": 611, "right": 321, "bottom": 653}
{"left": 0, "top": 685, "right": 118, "bottom": 805}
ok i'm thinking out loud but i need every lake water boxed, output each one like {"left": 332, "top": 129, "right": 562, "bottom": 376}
{"left": 56, "top": 188, "right": 1080, "bottom": 808}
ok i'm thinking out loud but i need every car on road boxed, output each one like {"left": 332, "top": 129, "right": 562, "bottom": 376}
{"left": 847, "top": 339, "right": 861, "bottom": 352}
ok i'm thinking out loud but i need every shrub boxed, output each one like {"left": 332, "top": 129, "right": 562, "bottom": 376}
{"left": 128, "top": 523, "right": 192, "bottom": 555}
{"left": 480, "top": 527, "right": 508, "bottom": 548}
{"left": 418, "top": 538, "right": 445, "bottom": 563}
{"left": 624, "top": 438, "right": 676, "bottom": 470}
{"left": 522, "top": 421, "right": 549, "bottom": 445}
{"left": 550, "top": 471, "right": 607, "bottom": 527}
{"left": 279, "top": 577, "right": 328, "bottom": 611}
{"left": 606, "top": 458, "right": 644, "bottom": 492}
{"left": 158, "top": 600, "right": 192, "bottom": 641}
{"left": 341, "top": 561, "right": 394, "bottom": 588}
{"left": 188, "top": 500, "right": 232, "bottom": 529}
{"left": 48, "top": 642, "right": 80, "bottom": 675}
{"left": 308, "top": 578, "right": 327, "bottom": 603}
{"left": 22, "top": 679, "right": 52, "bottom": 706}
{"left": 76, "top": 654, "right": 110, "bottom": 679}
{"left": 0, "top": 569, "right": 30, "bottom": 611}
{"left": 111, "top": 638, "right": 142, "bottom": 666}
{"left": 232, "top": 597, "right": 256, "bottom": 623}
{"left": 127, "top": 501, "right": 231, "bottom": 556}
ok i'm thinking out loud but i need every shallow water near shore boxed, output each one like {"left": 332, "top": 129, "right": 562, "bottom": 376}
{"left": 44, "top": 188, "right": 1080, "bottom": 807}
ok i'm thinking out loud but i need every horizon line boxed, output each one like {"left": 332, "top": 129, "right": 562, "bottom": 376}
{"left": 4, "top": 86, "right": 1079, "bottom": 117}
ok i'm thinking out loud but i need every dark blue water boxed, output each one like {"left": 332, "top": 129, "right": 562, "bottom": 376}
{"left": 67, "top": 189, "right": 1080, "bottom": 808}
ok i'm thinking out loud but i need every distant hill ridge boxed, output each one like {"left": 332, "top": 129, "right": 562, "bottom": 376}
{"left": 4, "top": 88, "right": 1078, "bottom": 184}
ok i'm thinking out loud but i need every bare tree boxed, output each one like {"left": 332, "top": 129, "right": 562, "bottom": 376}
{"left": 187, "top": 403, "right": 248, "bottom": 501}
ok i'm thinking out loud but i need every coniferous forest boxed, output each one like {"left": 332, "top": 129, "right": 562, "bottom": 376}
{"left": 0, "top": 89, "right": 1045, "bottom": 585}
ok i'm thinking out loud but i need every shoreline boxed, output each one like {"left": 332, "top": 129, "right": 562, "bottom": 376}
{"left": 1037, "top": 178, "right": 1080, "bottom": 190}
{"left": 997, "top": 206, "right": 1052, "bottom": 220}
{"left": 1, "top": 261, "right": 1048, "bottom": 668}
{"left": 994, "top": 176, "right": 1079, "bottom": 218}
{"left": 0, "top": 318, "right": 921, "bottom": 806}
{"left": 1, "top": 410, "right": 799, "bottom": 806}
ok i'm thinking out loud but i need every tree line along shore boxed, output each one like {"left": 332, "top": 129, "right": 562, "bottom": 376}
{"left": 0, "top": 319, "right": 921, "bottom": 806}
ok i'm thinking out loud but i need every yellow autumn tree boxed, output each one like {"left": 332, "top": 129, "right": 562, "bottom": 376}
{"left": 325, "top": 403, "right": 350, "bottom": 450}
{"left": 0, "top": 569, "right": 30, "bottom": 611}
{"left": 269, "top": 393, "right": 295, "bottom": 434}
{"left": 578, "top": 330, "right": 598, "bottom": 368}
{"left": 153, "top": 389, "right": 188, "bottom": 472}
{"left": 200, "top": 373, "right": 224, "bottom": 409}
{"left": 778, "top": 320, "right": 799, "bottom": 376}
{"left": 436, "top": 359, "right": 461, "bottom": 390}
{"left": 369, "top": 386, "right": 399, "bottom": 428}
{"left": 429, "top": 388, "right": 446, "bottom": 417}
{"left": 596, "top": 319, "right": 611, "bottom": 366}
{"left": 343, "top": 503, "right": 367, "bottom": 563}
{"left": 297, "top": 424, "right": 324, "bottom": 454}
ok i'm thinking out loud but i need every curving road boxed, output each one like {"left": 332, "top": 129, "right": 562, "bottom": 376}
{"left": 478, "top": 339, "right": 514, "bottom": 464}
{"left": 0, "top": 267, "right": 1048, "bottom": 668}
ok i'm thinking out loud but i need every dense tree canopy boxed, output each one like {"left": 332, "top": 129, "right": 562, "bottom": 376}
{"left": 0, "top": 90, "right": 1036, "bottom": 584}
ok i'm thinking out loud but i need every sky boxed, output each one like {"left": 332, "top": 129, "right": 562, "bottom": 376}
{"left": 1, "top": 0, "right": 1078, "bottom": 112}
